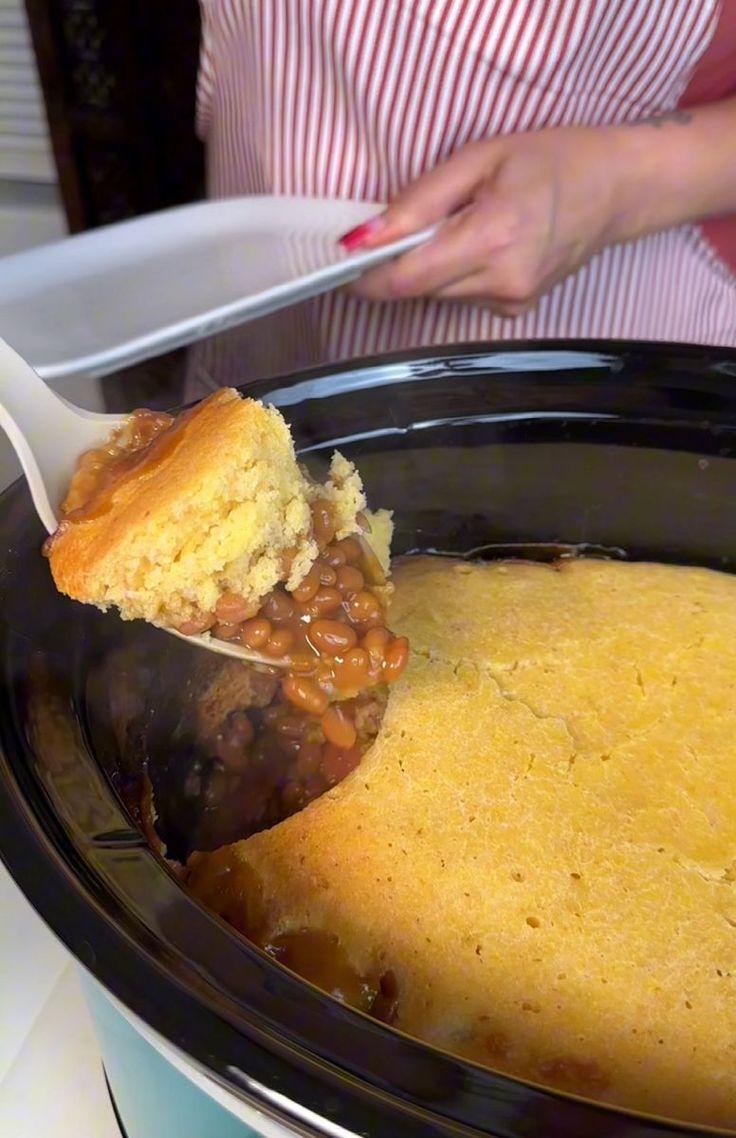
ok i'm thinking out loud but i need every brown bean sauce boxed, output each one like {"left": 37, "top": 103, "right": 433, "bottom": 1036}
{"left": 187, "top": 497, "right": 409, "bottom": 792}
{"left": 264, "top": 929, "right": 376, "bottom": 1010}
{"left": 262, "top": 928, "right": 400, "bottom": 1024}
{"left": 194, "top": 656, "right": 386, "bottom": 837}
{"left": 52, "top": 401, "right": 215, "bottom": 528}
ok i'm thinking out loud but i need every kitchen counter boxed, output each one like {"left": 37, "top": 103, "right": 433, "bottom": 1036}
{"left": 0, "top": 854, "right": 120, "bottom": 1135}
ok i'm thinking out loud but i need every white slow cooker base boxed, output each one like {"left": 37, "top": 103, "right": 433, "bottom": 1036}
{"left": 86, "top": 975, "right": 363, "bottom": 1138}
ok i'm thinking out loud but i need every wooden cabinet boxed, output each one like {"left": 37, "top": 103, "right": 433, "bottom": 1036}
{"left": 24, "top": 0, "right": 204, "bottom": 232}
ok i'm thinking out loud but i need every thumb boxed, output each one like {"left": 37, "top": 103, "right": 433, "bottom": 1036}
{"left": 338, "top": 140, "right": 495, "bottom": 251}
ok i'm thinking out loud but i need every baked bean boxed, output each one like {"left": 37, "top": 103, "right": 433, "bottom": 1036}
{"left": 276, "top": 714, "right": 311, "bottom": 739}
{"left": 307, "top": 586, "right": 343, "bottom": 616}
{"left": 280, "top": 545, "right": 299, "bottom": 577}
{"left": 321, "top": 705, "right": 357, "bottom": 750}
{"left": 319, "top": 563, "right": 338, "bottom": 587}
{"left": 309, "top": 619, "right": 358, "bottom": 656}
{"left": 262, "top": 590, "right": 295, "bottom": 621}
{"left": 261, "top": 705, "right": 282, "bottom": 727}
{"left": 215, "top": 590, "right": 258, "bottom": 624}
{"left": 363, "top": 628, "right": 390, "bottom": 678}
{"left": 213, "top": 621, "right": 241, "bottom": 641}
{"left": 177, "top": 612, "right": 216, "bottom": 635}
{"left": 362, "top": 626, "right": 390, "bottom": 660}
{"left": 290, "top": 563, "right": 322, "bottom": 603}
{"left": 183, "top": 763, "right": 203, "bottom": 798}
{"left": 311, "top": 499, "right": 336, "bottom": 548}
{"left": 346, "top": 590, "right": 383, "bottom": 626}
{"left": 217, "top": 726, "right": 253, "bottom": 771}
{"left": 228, "top": 710, "right": 255, "bottom": 744}
{"left": 264, "top": 627, "right": 294, "bottom": 657}
{"left": 283, "top": 675, "right": 330, "bottom": 716}
{"left": 321, "top": 741, "right": 361, "bottom": 784}
{"left": 289, "top": 650, "right": 319, "bottom": 674}
{"left": 333, "top": 537, "right": 363, "bottom": 564}
{"left": 383, "top": 636, "right": 410, "bottom": 682}
{"left": 333, "top": 647, "right": 371, "bottom": 690}
{"left": 296, "top": 742, "right": 323, "bottom": 777}
{"left": 336, "top": 565, "right": 364, "bottom": 596}
{"left": 242, "top": 618, "right": 272, "bottom": 649}
{"left": 78, "top": 448, "right": 105, "bottom": 470}
{"left": 323, "top": 546, "right": 347, "bottom": 568}
{"left": 127, "top": 408, "right": 173, "bottom": 448}
{"left": 203, "top": 765, "right": 229, "bottom": 806}
{"left": 276, "top": 734, "right": 303, "bottom": 759}
{"left": 61, "top": 409, "right": 173, "bottom": 515}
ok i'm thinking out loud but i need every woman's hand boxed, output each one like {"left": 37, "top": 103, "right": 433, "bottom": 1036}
{"left": 340, "top": 126, "right": 635, "bottom": 313}
{"left": 340, "top": 104, "right": 736, "bottom": 313}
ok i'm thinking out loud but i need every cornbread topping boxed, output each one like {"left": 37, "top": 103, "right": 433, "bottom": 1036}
{"left": 186, "top": 555, "right": 736, "bottom": 1130}
{"left": 44, "top": 387, "right": 389, "bottom": 627}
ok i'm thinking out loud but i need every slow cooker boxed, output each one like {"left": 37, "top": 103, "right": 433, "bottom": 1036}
{"left": 1, "top": 341, "right": 735, "bottom": 1138}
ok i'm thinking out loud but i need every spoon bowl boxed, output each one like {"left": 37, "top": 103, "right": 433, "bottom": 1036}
{"left": 0, "top": 336, "right": 288, "bottom": 668}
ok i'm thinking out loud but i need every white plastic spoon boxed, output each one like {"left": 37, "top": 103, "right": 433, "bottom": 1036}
{"left": 0, "top": 336, "right": 289, "bottom": 667}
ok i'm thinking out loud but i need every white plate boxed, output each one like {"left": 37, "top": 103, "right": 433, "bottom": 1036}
{"left": 0, "top": 197, "right": 433, "bottom": 382}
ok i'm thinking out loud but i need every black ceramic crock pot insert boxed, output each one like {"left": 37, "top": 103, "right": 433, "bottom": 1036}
{"left": 1, "top": 341, "right": 735, "bottom": 1138}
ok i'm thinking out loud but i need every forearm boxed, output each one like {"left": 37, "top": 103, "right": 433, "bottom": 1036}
{"left": 611, "top": 96, "right": 736, "bottom": 242}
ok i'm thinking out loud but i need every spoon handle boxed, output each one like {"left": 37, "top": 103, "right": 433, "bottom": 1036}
{"left": 0, "top": 338, "right": 108, "bottom": 532}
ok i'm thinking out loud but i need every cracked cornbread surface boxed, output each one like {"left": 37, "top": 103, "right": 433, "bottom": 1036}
{"left": 188, "top": 556, "right": 736, "bottom": 1127}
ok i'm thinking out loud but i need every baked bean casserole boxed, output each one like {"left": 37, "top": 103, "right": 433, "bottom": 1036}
{"left": 45, "top": 388, "right": 408, "bottom": 790}
{"left": 185, "top": 556, "right": 736, "bottom": 1130}
{"left": 46, "top": 389, "right": 736, "bottom": 1129}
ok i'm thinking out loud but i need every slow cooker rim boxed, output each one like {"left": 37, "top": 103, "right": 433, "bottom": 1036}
{"left": 242, "top": 335, "right": 736, "bottom": 411}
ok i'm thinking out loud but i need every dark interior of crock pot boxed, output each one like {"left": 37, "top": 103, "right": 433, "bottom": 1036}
{"left": 1, "top": 341, "right": 736, "bottom": 1138}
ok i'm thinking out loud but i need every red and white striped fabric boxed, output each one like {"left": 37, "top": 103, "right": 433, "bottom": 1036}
{"left": 188, "top": 0, "right": 736, "bottom": 392}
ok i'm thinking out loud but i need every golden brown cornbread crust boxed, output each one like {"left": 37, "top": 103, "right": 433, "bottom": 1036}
{"left": 46, "top": 389, "right": 372, "bottom": 627}
{"left": 188, "top": 557, "right": 736, "bottom": 1128}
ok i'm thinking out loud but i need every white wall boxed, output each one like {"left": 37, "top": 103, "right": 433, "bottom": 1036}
{"left": 0, "top": 0, "right": 66, "bottom": 251}
{"left": 0, "top": 179, "right": 66, "bottom": 255}
{"left": 0, "top": 0, "right": 105, "bottom": 488}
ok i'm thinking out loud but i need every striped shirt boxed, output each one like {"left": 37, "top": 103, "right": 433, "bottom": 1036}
{"left": 187, "top": 0, "right": 736, "bottom": 393}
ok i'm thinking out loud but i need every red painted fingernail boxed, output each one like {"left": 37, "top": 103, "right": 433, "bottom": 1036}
{"left": 338, "top": 216, "right": 386, "bottom": 251}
